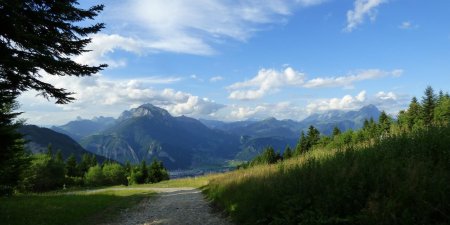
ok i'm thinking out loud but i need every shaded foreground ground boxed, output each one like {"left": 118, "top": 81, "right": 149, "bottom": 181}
{"left": 99, "top": 187, "right": 231, "bottom": 225}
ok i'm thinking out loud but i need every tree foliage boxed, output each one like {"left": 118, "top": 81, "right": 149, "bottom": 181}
{"left": 0, "top": 0, "right": 106, "bottom": 103}
{"left": 0, "top": 91, "right": 28, "bottom": 195}
{"left": 21, "top": 153, "right": 65, "bottom": 192}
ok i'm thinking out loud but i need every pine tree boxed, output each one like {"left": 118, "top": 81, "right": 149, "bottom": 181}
{"left": 378, "top": 111, "right": 392, "bottom": 134}
{"left": 407, "top": 97, "right": 422, "bottom": 129}
{"left": 0, "top": 0, "right": 106, "bottom": 103}
{"left": 306, "top": 125, "right": 320, "bottom": 151}
{"left": 89, "top": 155, "right": 97, "bottom": 168}
{"left": 422, "top": 86, "right": 436, "bottom": 125}
{"left": 55, "top": 150, "right": 63, "bottom": 163}
{"left": 332, "top": 126, "right": 341, "bottom": 137}
{"left": 140, "top": 160, "right": 149, "bottom": 184}
{"left": 65, "top": 154, "right": 78, "bottom": 177}
{"left": 78, "top": 154, "right": 92, "bottom": 176}
{"left": 295, "top": 131, "right": 306, "bottom": 155}
{"left": 46, "top": 144, "right": 53, "bottom": 157}
{"left": 283, "top": 146, "right": 293, "bottom": 160}
{"left": 434, "top": 94, "right": 450, "bottom": 125}
{"left": 363, "top": 119, "right": 370, "bottom": 130}
{"left": 0, "top": 91, "right": 29, "bottom": 195}
{"left": 148, "top": 160, "right": 169, "bottom": 183}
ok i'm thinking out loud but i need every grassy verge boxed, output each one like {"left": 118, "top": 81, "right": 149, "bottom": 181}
{"left": 204, "top": 126, "right": 450, "bottom": 225}
{"left": 0, "top": 189, "right": 154, "bottom": 225}
{"left": 128, "top": 174, "right": 220, "bottom": 188}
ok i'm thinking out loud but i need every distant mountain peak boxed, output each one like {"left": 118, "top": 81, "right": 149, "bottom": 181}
{"left": 360, "top": 104, "right": 378, "bottom": 111}
{"left": 119, "top": 103, "right": 171, "bottom": 120}
{"left": 262, "top": 117, "right": 277, "bottom": 122}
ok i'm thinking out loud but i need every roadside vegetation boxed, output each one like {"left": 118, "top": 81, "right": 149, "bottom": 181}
{"left": 13, "top": 148, "right": 169, "bottom": 194}
{"left": 205, "top": 87, "right": 450, "bottom": 225}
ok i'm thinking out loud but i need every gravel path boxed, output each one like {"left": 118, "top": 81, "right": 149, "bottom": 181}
{"left": 100, "top": 187, "right": 232, "bottom": 225}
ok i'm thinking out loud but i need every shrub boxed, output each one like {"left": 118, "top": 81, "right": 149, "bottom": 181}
{"left": 102, "top": 163, "right": 127, "bottom": 185}
{"left": 20, "top": 154, "right": 65, "bottom": 192}
{"left": 84, "top": 165, "right": 104, "bottom": 186}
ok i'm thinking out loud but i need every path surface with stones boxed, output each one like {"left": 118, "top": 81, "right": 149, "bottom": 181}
{"left": 99, "top": 187, "right": 232, "bottom": 225}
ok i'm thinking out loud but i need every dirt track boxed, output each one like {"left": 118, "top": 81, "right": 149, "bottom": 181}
{"left": 99, "top": 187, "right": 232, "bottom": 225}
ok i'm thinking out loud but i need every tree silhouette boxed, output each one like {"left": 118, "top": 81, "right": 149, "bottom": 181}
{"left": 0, "top": 0, "right": 106, "bottom": 103}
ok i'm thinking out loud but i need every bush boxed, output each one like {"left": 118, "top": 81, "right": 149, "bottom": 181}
{"left": 20, "top": 154, "right": 65, "bottom": 192}
{"left": 128, "top": 170, "right": 144, "bottom": 185}
{"left": 148, "top": 160, "right": 169, "bottom": 183}
{"left": 102, "top": 163, "right": 127, "bottom": 186}
{"left": 84, "top": 165, "right": 104, "bottom": 186}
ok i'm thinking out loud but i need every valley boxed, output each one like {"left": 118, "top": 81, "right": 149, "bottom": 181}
{"left": 20, "top": 104, "right": 381, "bottom": 171}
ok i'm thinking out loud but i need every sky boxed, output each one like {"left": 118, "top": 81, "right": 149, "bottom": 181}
{"left": 18, "top": 0, "right": 450, "bottom": 126}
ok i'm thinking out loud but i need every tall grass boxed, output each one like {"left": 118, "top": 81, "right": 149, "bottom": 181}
{"left": 205, "top": 126, "right": 450, "bottom": 225}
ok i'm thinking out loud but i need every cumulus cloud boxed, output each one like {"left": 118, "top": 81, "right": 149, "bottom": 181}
{"left": 303, "top": 69, "right": 403, "bottom": 88}
{"left": 375, "top": 91, "right": 397, "bottom": 100}
{"left": 345, "top": 0, "right": 387, "bottom": 32}
{"left": 306, "top": 91, "right": 367, "bottom": 112}
{"left": 18, "top": 73, "right": 223, "bottom": 125}
{"left": 227, "top": 67, "right": 305, "bottom": 100}
{"left": 306, "top": 90, "right": 409, "bottom": 115}
{"left": 227, "top": 67, "right": 402, "bottom": 100}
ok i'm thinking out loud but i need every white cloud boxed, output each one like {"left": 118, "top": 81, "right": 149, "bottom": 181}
{"left": 18, "top": 73, "right": 223, "bottom": 125}
{"left": 74, "top": 34, "right": 144, "bottom": 68}
{"left": 102, "top": 0, "right": 325, "bottom": 56}
{"left": 306, "top": 91, "right": 367, "bottom": 112}
{"left": 209, "top": 76, "right": 224, "bottom": 82}
{"left": 303, "top": 69, "right": 402, "bottom": 88}
{"left": 226, "top": 101, "right": 307, "bottom": 120}
{"left": 229, "top": 105, "right": 267, "bottom": 120}
{"left": 227, "top": 67, "right": 305, "bottom": 100}
{"left": 306, "top": 90, "right": 409, "bottom": 115}
{"left": 227, "top": 67, "right": 402, "bottom": 100}
{"left": 345, "top": 0, "right": 387, "bottom": 32}
{"left": 375, "top": 91, "right": 397, "bottom": 100}
{"left": 399, "top": 21, "right": 418, "bottom": 30}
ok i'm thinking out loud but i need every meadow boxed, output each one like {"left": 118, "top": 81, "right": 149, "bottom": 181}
{"left": 204, "top": 125, "right": 450, "bottom": 225}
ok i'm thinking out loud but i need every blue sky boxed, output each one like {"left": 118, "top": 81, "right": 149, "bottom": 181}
{"left": 19, "top": 0, "right": 450, "bottom": 125}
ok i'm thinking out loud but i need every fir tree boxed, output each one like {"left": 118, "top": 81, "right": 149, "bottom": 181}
{"left": 407, "top": 97, "right": 422, "bottom": 129}
{"left": 140, "top": 160, "right": 149, "bottom": 184}
{"left": 295, "top": 131, "right": 306, "bottom": 155}
{"left": 65, "top": 154, "right": 78, "bottom": 177}
{"left": 332, "top": 126, "right": 341, "bottom": 137}
{"left": 0, "top": 91, "right": 29, "bottom": 195}
{"left": 283, "top": 146, "right": 293, "bottom": 160}
{"left": 55, "top": 150, "right": 63, "bottom": 163}
{"left": 0, "top": 0, "right": 106, "bottom": 103}
{"left": 378, "top": 111, "right": 392, "bottom": 134}
{"left": 306, "top": 125, "right": 320, "bottom": 151}
{"left": 422, "top": 86, "right": 436, "bottom": 125}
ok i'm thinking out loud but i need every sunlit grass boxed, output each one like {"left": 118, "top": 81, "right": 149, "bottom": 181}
{"left": 205, "top": 126, "right": 450, "bottom": 224}
{"left": 127, "top": 173, "right": 221, "bottom": 188}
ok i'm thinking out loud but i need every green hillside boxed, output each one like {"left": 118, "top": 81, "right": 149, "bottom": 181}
{"left": 204, "top": 88, "right": 450, "bottom": 225}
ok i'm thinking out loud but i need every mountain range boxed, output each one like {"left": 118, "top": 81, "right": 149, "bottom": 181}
{"left": 22, "top": 103, "right": 381, "bottom": 170}
{"left": 18, "top": 125, "right": 109, "bottom": 162}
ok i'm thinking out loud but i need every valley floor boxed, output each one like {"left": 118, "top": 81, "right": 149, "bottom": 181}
{"left": 98, "top": 187, "right": 231, "bottom": 225}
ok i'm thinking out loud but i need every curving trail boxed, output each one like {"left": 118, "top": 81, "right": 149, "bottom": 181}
{"left": 99, "top": 187, "right": 232, "bottom": 225}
